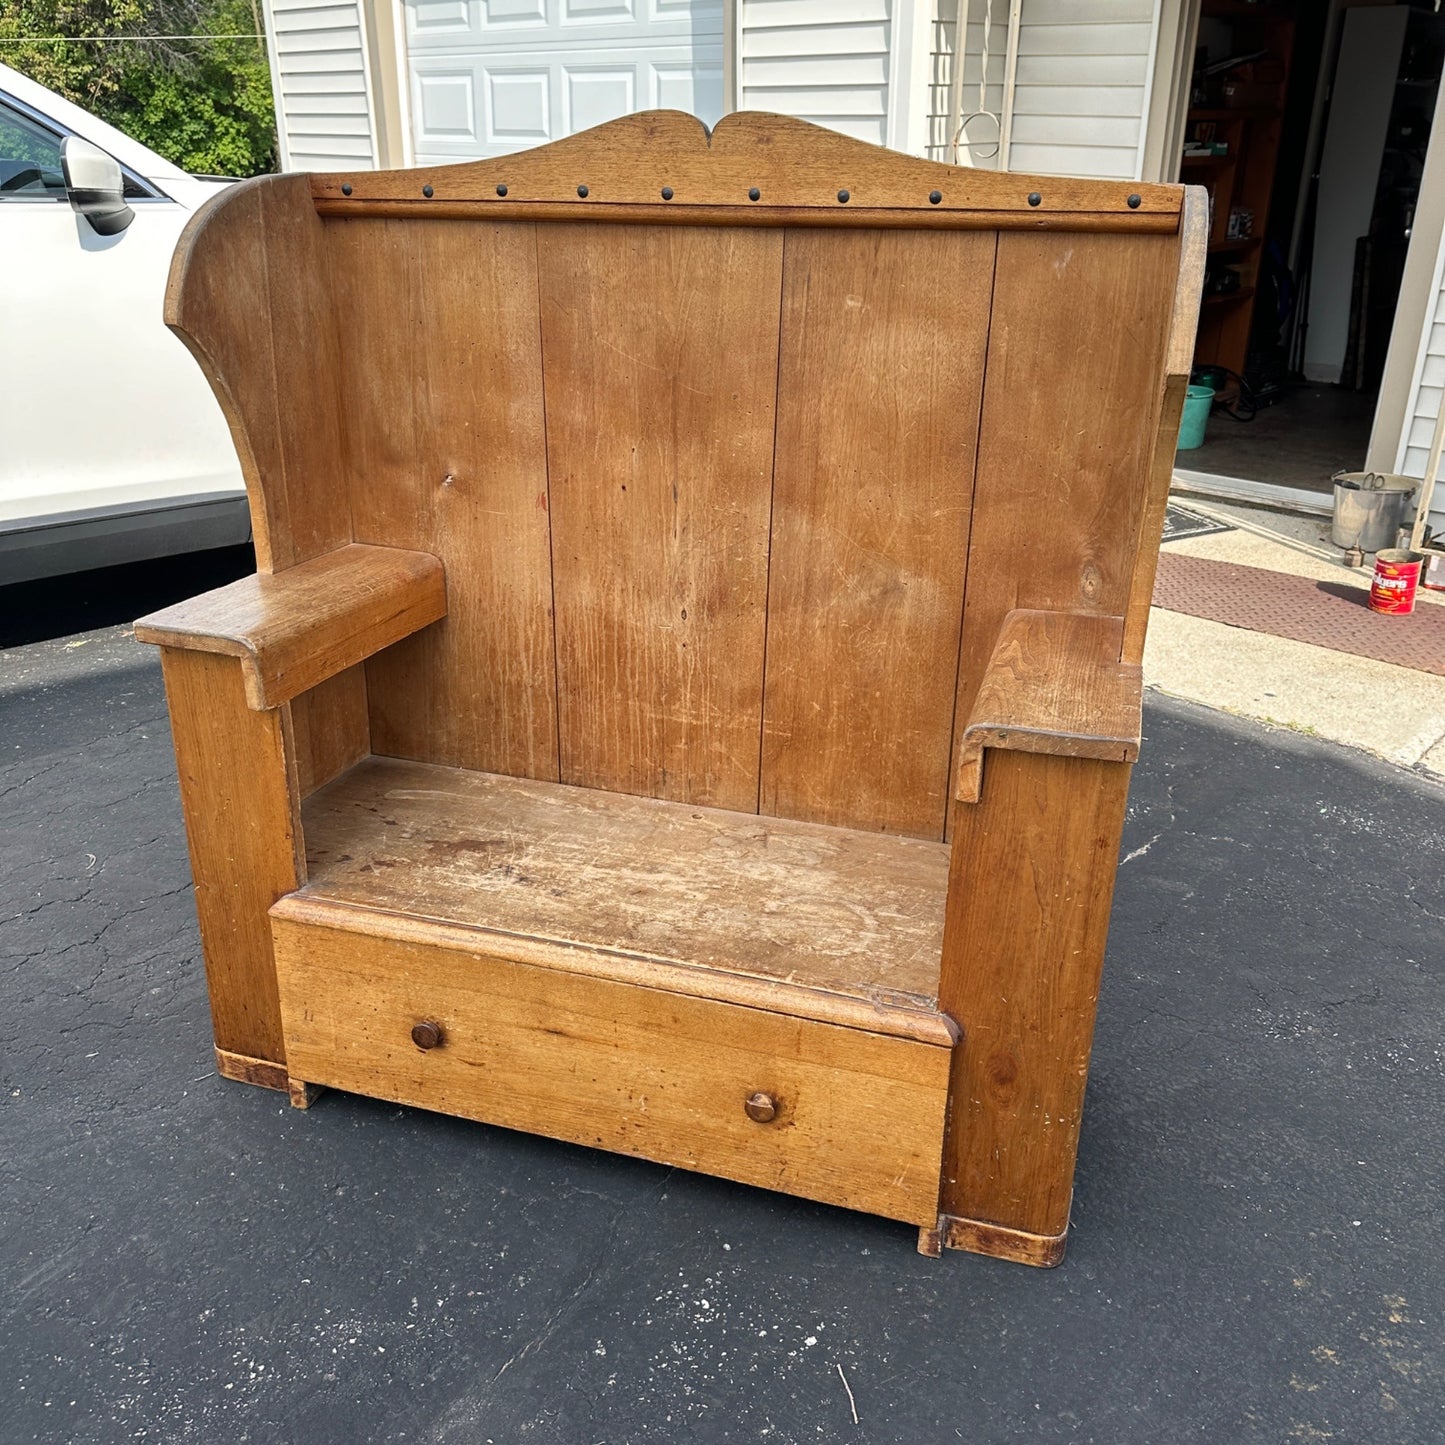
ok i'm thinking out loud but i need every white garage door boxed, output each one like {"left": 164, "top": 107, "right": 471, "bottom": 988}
{"left": 404, "top": 0, "right": 725, "bottom": 163}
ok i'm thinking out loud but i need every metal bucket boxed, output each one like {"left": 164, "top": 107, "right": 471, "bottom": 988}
{"left": 1331, "top": 472, "right": 1416, "bottom": 552}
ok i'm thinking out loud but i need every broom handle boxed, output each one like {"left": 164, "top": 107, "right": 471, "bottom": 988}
{"left": 1412, "top": 389, "right": 1445, "bottom": 550}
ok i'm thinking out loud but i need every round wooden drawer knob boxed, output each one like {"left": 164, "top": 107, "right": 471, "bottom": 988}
{"left": 744, "top": 1091, "right": 778, "bottom": 1123}
{"left": 410, "top": 1020, "right": 444, "bottom": 1051}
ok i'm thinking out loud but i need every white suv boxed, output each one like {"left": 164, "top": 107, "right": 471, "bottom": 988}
{"left": 0, "top": 62, "right": 248, "bottom": 584}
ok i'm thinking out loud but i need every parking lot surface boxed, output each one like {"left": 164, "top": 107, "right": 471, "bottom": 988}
{"left": 3, "top": 569, "right": 1443, "bottom": 1443}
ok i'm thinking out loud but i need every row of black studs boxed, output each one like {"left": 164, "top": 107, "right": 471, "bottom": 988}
{"left": 337, "top": 181, "right": 1146, "bottom": 210}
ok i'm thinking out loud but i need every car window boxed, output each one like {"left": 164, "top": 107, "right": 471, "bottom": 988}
{"left": 0, "top": 98, "right": 68, "bottom": 198}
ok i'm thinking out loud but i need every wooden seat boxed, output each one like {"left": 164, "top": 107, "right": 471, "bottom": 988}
{"left": 292, "top": 756, "right": 951, "bottom": 1032}
{"left": 136, "top": 111, "right": 1204, "bottom": 1266}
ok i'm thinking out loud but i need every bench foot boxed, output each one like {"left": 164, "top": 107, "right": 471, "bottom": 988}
{"left": 916, "top": 1224, "right": 944, "bottom": 1258}
{"left": 939, "top": 1213, "right": 1068, "bottom": 1268}
{"left": 214, "top": 1046, "right": 289, "bottom": 1093}
{"left": 288, "top": 1078, "right": 324, "bottom": 1110}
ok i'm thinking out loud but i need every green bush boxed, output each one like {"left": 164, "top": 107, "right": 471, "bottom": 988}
{"left": 2, "top": 0, "right": 277, "bottom": 177}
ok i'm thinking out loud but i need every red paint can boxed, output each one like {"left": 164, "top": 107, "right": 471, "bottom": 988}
{"left": 1368, "top": 549, "right": 1424, "bottom": 615}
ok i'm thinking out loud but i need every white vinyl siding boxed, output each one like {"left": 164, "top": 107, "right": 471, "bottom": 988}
{"left": 929, "top": 0, "right": 1157, "bottom": 178}
{"left": 1397, "top": 265, "right": 1445, "bottom": 521}
{"left": 738, "top": 0, "right": 892, "bottom": 146}
{"left": 266, "top": 0, "right": 378, "bottom": 170}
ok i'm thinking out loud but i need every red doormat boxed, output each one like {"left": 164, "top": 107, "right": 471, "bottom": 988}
{"left": 1152, "top": 552, "right": 1445, "bottom": 676}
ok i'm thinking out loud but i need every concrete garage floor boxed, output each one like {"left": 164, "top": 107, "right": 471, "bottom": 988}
{"left": 4, "top": 611, "right": 1445, "bottom": 1442}
{"left": 1183, "top": 384, "right": 1379, "bottom": 493}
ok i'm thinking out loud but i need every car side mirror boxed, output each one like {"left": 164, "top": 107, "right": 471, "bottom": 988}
{"left": 61, "top": 137, "right": 134, "bottom": 236}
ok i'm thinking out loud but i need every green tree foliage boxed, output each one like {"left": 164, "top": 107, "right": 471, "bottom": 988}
{"left": 1, "top": 0, "right": 277, "bottom": 176}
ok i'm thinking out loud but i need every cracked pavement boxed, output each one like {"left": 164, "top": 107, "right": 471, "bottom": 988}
{"left": 3, "top": 599, "right": 1444, "bottom": 1443}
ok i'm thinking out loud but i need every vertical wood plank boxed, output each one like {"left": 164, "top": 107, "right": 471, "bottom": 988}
{"left": 159, "top": 648, "right": 303, "bottom": 1068}
{"left": 538, "top": 223, "right": 783, "bottom": 809}
{"left": 291, "top": 664, "right": 370, "bottom": 797}
{"left": 953, "top": 231, "right": 1177, "bottom": 772}
{"left": 760, "top": 229, "right": 994, "bottom": 839}
{"left": 937, "top": 750, "right": 1132, "bottom": 1245}
{"left": 329, "top": 217, "right": 559, "bottom": 779}
{"left": 1124, "top": 191, "right": 1206, "bottom": 662}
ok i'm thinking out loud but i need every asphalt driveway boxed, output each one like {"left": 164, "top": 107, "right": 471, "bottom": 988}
{"left": 3, "top": 581, "right": 1443, "bottom": 1444}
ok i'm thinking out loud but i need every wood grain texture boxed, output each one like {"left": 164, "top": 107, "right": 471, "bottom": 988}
{"left": 165, "top": 173, "right": 351, "bottom": 571}
{"left": 328, "top": 217, "right": 560, "bottom": 779}
{"left": 214, "top": 1046, "right": 289, "bottom": 1092}
{"left": 159, "top": 648, "right": 304, "bottom": 1068}
{"left": 761, "top": 228, "right": 993, "bottom": 839}
{"left": 938, "top": 750, "right": 1132, "bottom": 1244}
{"left": 311, "top": 111, "right": 1181, "bottom": 231}
{"left": 1123, "top": 186, "right": 1209, "bottom": 662}
{"left": 272, "top": 911, "right": 951, "bottom": 1226}
{"left": 954, "top": 610, "right": 1142, "bottom": 804}
{"left": 135, "top": 544, "right": 445, "bottom": 709}
{"left": 940, "top": 1214, "right": 1067, "bottom": 1268}
{"left": 539, "top": 223, "right": 782, "bottom": 808}
{"left": 150, "top": 112, "right": 1201, "bottom": 1261}
{"left": 951, "top": 229, "right": 1177, "bottom": 801}
{"left": 293, "top": 756, "right": 952, "bottom": 1035}
{"left": 291, "top": 665, "right": 370, "bottom": 798}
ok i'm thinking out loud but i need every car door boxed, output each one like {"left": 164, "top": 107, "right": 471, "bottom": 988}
{"left": 0, "top": 92, "right": 241, "bottom": 543}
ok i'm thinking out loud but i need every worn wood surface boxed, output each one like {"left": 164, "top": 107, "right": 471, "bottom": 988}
{"left": 938, "top": 750, "right": 1132, "bottom": 1246}
{"left": 214, "top": 1046, "right": 289, "bottom": 1093}
{"left": 954, "top": 610, "right": 1142, "bottom": 804}
{"left": 327, "top": 217, "right": 561, "bottom": 779}
{"left": 295, "top": 756, "right": 951, "bottom": 1029}
{"left": 291, "top": 665, "right": 370, "bottom": 798}
{"left": 150, "top": 111, "right": 1199, "bottom": 1259}
{"left": 950, "top": 229, "right": 1177, "bottom": 820}
{"left": 159, "top": 648, "right": 304, "bottom": 1068}
{"left": 165, "top": 174, "right": 350, "bottom": 572}
{"left": 135, "top": 544, "right": 445, "bottom": 709}
{"left": 272, "top": 910, "right": 951, "bottom": 1226}
{"left": 539, "top": 223, "right": 782, "bottom": 808}
{"left": 1123, "top": 186, "right": 1209, "bottom": 662}
{"left": 311, "top": 111, "right": 1181, "bottom": 232}
{"left": 940, "top": 1214, "right": 1067, "bottom": 1268}
{"left": 760, "top": 228, "right": 993, "bottom": 839}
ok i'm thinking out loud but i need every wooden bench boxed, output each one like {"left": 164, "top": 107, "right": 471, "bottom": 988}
{"left": 137, "top": 112, "right": 1204, "bottom": 1266}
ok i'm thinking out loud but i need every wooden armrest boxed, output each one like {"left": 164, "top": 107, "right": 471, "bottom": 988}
{"left": 954, "top": 610, "right": 1141, "bottom": 804}
{"left": 134, "top": 543, "right": 446, "bottom": 710}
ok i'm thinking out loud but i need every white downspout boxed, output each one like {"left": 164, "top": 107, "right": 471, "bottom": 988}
{"left": 997, "top": 0, "right": 1021, "bottom": 170}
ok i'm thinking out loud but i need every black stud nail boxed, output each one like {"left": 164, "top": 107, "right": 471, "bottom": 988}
{"left": 577, "top": 184, "right": 589, "bottom": 198}
{"left": 422, "top": 184, "right": 434, "bottom": 198}
{"left": 496, "top": 183, "right": 508, "bottom": 197}
{"left": 341, "top": 182, "right": 352, "bottom": 196}
{"left": 661, "top": 186, "right": 673, "bottom": 200}
{"left": 1027, "top": 192, "right": 1041, "bottom": 207}
{"left": 837, "top": 189, "right": 850, "bottom": 203}
{"left": 929, "top": 189, "right": 942, "bottom": 204}
{"left": 748, "top": 186, "right": 761, "bottom": 201}
{"left": 1127, "top": 193, "right": 1142, "bottom": 209}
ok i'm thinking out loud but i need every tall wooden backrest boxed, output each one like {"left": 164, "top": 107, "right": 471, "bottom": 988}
{"left": 167, "top": 112, "right": 1201, "bottom": 843}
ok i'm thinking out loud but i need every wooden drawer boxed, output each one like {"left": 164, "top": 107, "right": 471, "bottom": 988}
{"left": 272, "top": 903, "right": 951, "bottom": 1227}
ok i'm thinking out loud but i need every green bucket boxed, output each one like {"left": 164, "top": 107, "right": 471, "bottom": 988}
{"left": 1176, "top": 384, "right": 1215, "bottom": 451}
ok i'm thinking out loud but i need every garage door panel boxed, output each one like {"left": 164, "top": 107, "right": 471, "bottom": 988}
{"left": 562, "top": 65, "right": 636, "bottom": 133}
{"left": 405, "top": 0, "right": 721, "bottom": 160}
{"left": 410, "top": 45, "right": 722, "bottom": 161}
{"left": 407, "top": 0, "right": 474, "bottom": 37}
